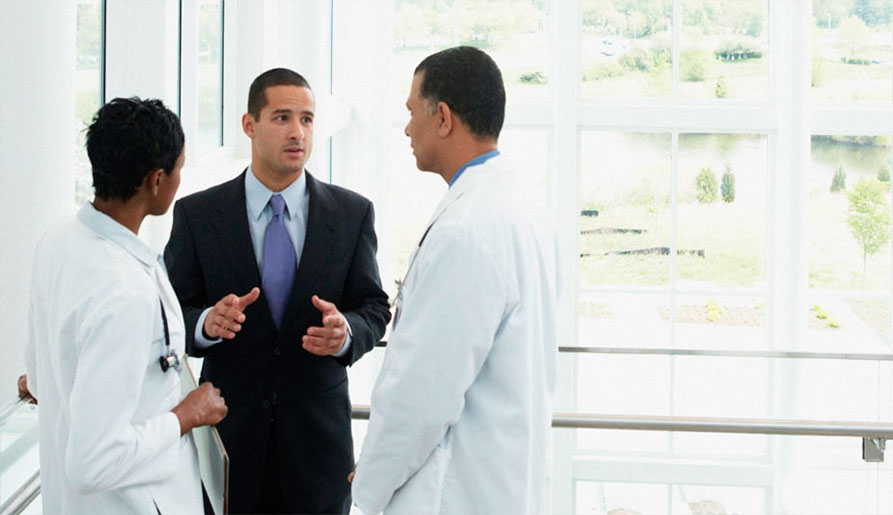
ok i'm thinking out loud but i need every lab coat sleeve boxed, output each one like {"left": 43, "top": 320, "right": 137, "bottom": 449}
{"left": 352, "top": 223, "right": 509, "bottom": 513}
{"left": 64, "top": 289, "right": 181, "bottom": 494}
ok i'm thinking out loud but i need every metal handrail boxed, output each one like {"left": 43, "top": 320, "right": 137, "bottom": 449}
{"left": 350, "top": 404, "right": 893, "bottom": 438}
{"left": 0, "top": 471, "right": 39, "bottom": 515}
{"left": 556, "top": 346, "right": 893, "bottom": 361}
{"left": 350, "top": 405, "right": 893, "bottom": 461}
{"left": 374, "top": 341, "right": 893, "bottom": 361}
{"left": 0, "top": 397, "right": 32, "bottom": 427}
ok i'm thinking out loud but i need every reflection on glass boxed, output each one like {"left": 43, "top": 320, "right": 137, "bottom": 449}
{"left": 812, "top": 2, "right": 893, "bottom": 102}
{"left": 580, "top": 132, "right": 671, "bottom": 286}
{"left": 75, "top": 0, "right": 102, "bottom": 206}
{"left": 576, "top": 482, "right": 669, "bottom": 515}
{"left": 576, "top": 353, "right": 671, "bottom": 452}
{"left": 679, "top": 0, "right": 768, "bottom": 99}
{"left": 196, "top": 0, "right": 222, "bottom": 153}
{"left": 581, "top": 0, "right": 673, "bottom": 98}
{"left": 677, "top": 134, "right": 767, "bottom": 288}
{"left": 392, "top": 0, "right": 549, "bottom": 101}
{"left": 809, "top": 135, "right": 892, "bottom": 292}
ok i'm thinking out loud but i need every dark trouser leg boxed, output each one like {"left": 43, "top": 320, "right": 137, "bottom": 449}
{"left": 253, "top": 417, "right": 287, "bottom": 514}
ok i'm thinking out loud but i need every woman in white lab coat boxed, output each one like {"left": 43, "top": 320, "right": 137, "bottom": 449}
{"left": 23, "top": 98, "right": 227, "bottom": 514}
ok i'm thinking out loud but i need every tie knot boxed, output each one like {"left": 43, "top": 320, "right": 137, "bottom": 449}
{"left": 269, "top": 194, "right": 286, "bottom": 218}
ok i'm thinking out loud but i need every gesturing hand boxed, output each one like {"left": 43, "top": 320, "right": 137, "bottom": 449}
{"left": 203, "top": 287, "right": 261, "bottom": 340}
{"left": 302, "top": 295, "right": 348, "bottom": 356}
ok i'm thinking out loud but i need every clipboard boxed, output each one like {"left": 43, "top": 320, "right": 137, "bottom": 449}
{"left": 180, "top": 358, "right": 229, "bottom": 515}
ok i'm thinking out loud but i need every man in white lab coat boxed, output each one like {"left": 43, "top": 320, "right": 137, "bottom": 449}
{"left": 351, "top": 46, "right": 562, "bottom": 515}
{"left": 22, "top": 97, "right": 228, "bottom": 514}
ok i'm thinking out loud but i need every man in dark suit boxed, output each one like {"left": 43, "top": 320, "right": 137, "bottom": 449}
{"left": 164, "top": 68, "right": 390, "bottom": 514}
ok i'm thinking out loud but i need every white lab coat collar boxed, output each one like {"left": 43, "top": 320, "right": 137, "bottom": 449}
{"left": 78, "top": 202, "right": 159, "bottom": 268}
{"left": 426, "top": 153, "right": 506, "bottom": 229}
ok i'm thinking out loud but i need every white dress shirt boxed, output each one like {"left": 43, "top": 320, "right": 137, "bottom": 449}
{"left": 194, "top": 168, "right": 352, "bottom": 355}
{"left": 25, "top": 203, "right": 202, "bottom": 514}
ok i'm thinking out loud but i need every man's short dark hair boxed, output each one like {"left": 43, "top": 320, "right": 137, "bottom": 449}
{"left": 247, "top": 68, "right": 312, "bottom": 119}
{"left": 86, "top": 97, "right": 184, "bottom": 201}
{"left": 414, "top": 46, "right": 505, "bottom": 140}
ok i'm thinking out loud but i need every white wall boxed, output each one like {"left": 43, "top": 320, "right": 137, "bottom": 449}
{"left": 0, "top": 3, "right": 77, "bottom": 399}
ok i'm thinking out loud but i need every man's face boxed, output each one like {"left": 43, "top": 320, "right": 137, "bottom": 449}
{"left": 404, "top": 72, "right": 440, "bottom": 173}
{"left": 244, "top": 84, "right": 315, "bottom": 178}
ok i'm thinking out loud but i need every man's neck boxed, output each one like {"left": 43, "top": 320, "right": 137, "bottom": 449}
{"left": 251, "top": 163, "right": 302, "bottom": 193}
{"left": 440, "top": 141, "right": 498, "bottom": 184}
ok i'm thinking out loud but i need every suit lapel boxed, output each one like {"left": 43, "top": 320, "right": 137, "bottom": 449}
{"left": 282, "top": 171, "right": 335, "bottom": 331}
{"left": 211, "top": 170, "right": 275, "bottom": 326}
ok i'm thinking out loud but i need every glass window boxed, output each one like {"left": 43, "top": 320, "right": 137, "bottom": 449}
{"left": 581, "top": 0, "right": 674, "bottom": 98}
{"left": 812, "top": 0, "right": 893, "bottom": 102}
{"left": 74, "top": 0, "right": 103, "bottom": 206}
{"left": 679, "top": 0, "right": 769, "bottom": 99}
{"left": 393, "top": 0, "right": 549, "bottom": 102}
{"left": 808, "top": 135, "right": 892, "bottom": 347}
{"left": 196, "top": 0, "right": 222, "bottom": 153}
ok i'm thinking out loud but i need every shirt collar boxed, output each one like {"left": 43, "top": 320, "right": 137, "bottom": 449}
{"left": 245, "top": 165, "right": 307, "bottom": 221}
{"left": 449, "top": 150, "right": 500, "bottom": 187}
{"left": 77, "top": 202, "right": 159, "bottom": 268}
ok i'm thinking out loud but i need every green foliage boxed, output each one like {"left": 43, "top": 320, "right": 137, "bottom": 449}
{"left": 695, "top": 167, "right": 718, "bottom": 203}
{"left": 841, "top": 56, "right": 872, "bottom": 65}
{"left": 715, "top": 75, "right": 727, "bottom": 98}
{"left": 828, "top": 318, "right": 841, "bottom": 328}
{"left": 715, "top": 40, "right": 763, "bottom": 61}
{"left": 705, "top": 299, "right": 723, "bottom": 322}
{"left": 582, "top": 46, "right": 670, "bottom": 82}
{"left": 847, "top": 179, "right": 891, "bottom": 275}
{"left": 681, "top": 48, "right": 712, "bottom": 82}
{"left": 76, "top": 3, "right": 101, "bottom": 68}
{"left": 879, "top": 165, "right": 890, "bottom": 182}
{"left": 518, "top": 71, "right": 547, "bottom": 85}
{"left": 840, "top": 15, "right": 870, "bottom": 59}
{"left": 812, "top": 57, "right": 828, "bottom": 87}
{"left": 582, "top": 60, "right": 626, "bottom": 81}
{"left": 830, "top": 165, "right": 847, "bottom": 193}
{"left": 720, "top": 165, "right": 735, "bottom": 203}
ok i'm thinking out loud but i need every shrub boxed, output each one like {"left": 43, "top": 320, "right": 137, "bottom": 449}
{"left": 695, "top": 167, "right": 718, "bottom": 203}
{"left": 879, "top": 165, "right": 890, "bottom": 183}
{"left": 705, "top": 299, "right": 723, "bottom": 322}
{"left": 715, "top": 40, "right": 763, "bottom": 61}
{"left": 681, "top": 48, "right": 712, "bottom": 82}
{"left": 721, "top": 165, "right": 736, "bottom": 202}
{"left": 715, "top": 75, "right": 728, "bottom": 98}
{"left": 582, "top": 61, "right": 625, "bottom": 81}
{"left": 830, "top": 165, "right": 846, "bottom": 193}
{"left": 519, "top": 70, "right": 547, "bottom": 85}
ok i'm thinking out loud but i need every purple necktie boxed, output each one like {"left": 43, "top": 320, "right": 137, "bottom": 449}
{"left": 262, "top": 194, "right": 296, "bottom": 328}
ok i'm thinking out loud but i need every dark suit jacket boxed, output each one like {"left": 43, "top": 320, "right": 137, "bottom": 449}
{"left": 163, "top": 170, "right": 390, "bottom": 514}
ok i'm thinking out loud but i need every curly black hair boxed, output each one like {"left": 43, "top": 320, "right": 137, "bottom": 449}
{"left": 86, "top": 97, "right": 184, "bottom": 201}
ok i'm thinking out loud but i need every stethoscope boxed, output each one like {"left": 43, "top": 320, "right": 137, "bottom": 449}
{"left": 158, "top": 299, "right": 182, "bottom": 373}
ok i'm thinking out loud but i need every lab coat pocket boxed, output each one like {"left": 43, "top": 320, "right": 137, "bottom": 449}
{"left": 385, "top": 442, "right": 451, "bottom": 515}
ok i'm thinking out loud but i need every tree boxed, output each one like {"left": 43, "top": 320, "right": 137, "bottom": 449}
{"left": 695, "top": 167, "right": 718, "bottom": 203}
{"left": 830, "top": 165, "right": 847, "bottom": 193}
{"left": 847, "top": 179, "right": 891, "bottom": 281}
{"left": 840, "top": 15, "right": 870, "bottom": 59}
{"left": 714, "top": 75, "right": 727, "bottom": 98}
{"left": 721, "top": 164, "right": 735, "bottom": 202}
{"left": 879, "top": 165, "right": 890, "bottom": 183}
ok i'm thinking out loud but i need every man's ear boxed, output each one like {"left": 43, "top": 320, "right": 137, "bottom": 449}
{"left": 436, "top": 101, "right": 453, "bottom": 137}
{"left": 242, "top": 113, "right": 255, "bottom": 138}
